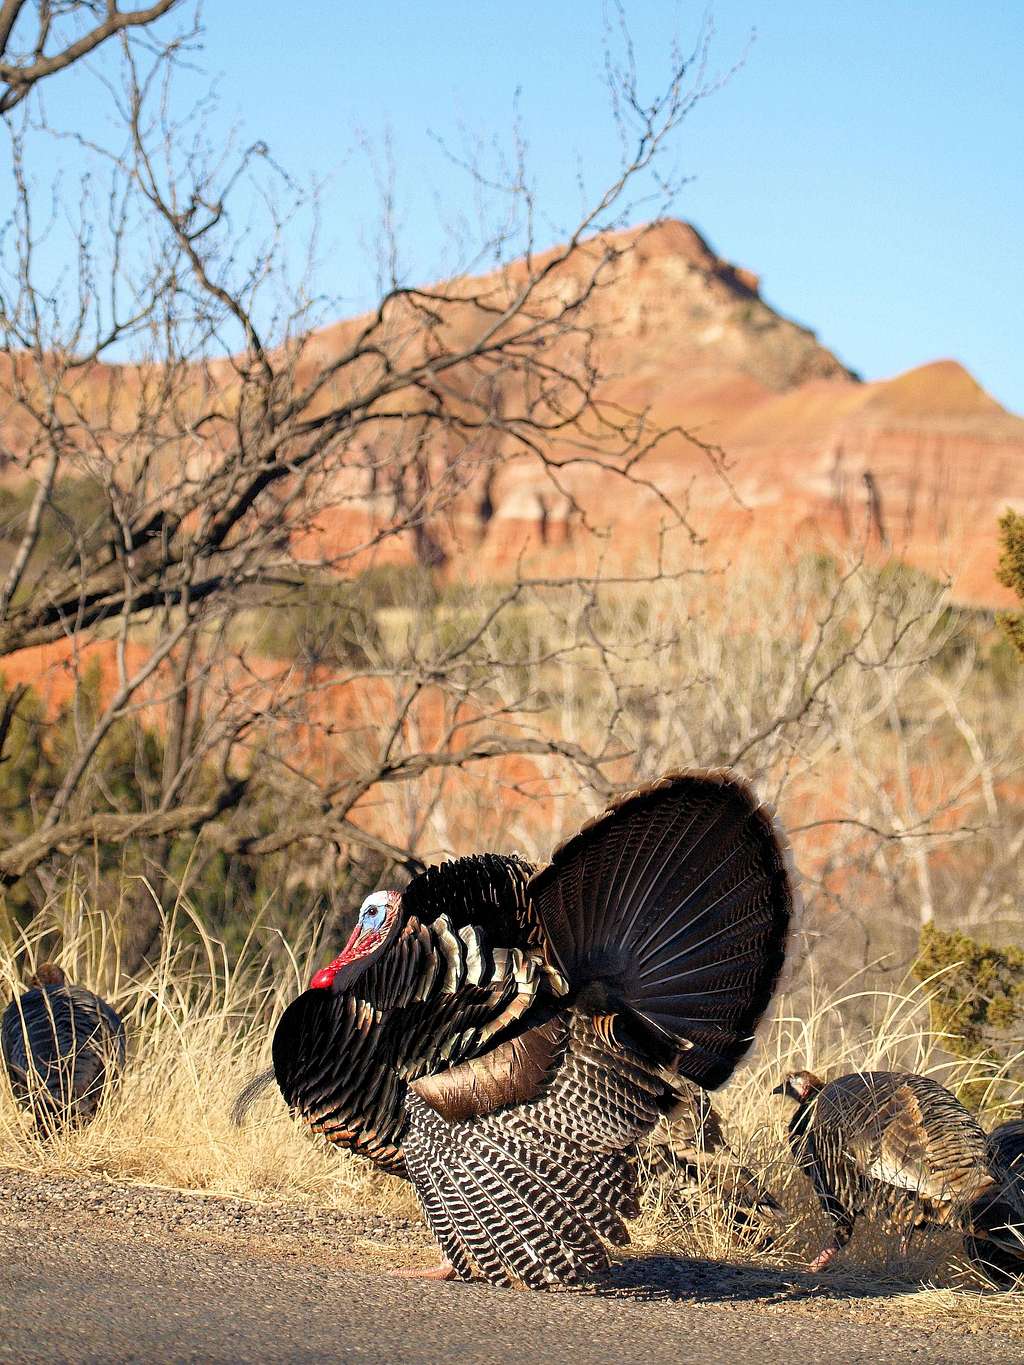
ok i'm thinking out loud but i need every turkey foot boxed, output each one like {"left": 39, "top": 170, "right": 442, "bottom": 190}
{"left": 389, "top": 1257, "right": 457, "bottom": 1281}
{"left": 806, "top": 1245, "right": 840, "bottom": 1273}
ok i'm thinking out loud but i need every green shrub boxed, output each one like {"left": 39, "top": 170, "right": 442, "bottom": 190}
{"left": 996, "top": 508, "right": 1024, "bottom": 664}
{"left": 913, "top": 922, "right": 1024, "bottom": 1108}
{"left": 987, "top": 635, "right": 1022, "bottom": 691}
{"left": 251, "top": 580, "right": 380, "bottom": 666}
{"left": 249, "top": 564, "right": 443, "bottom": 665}
{"left": 0, "top": 476, "right": 110, "bottom": 600}
{"left": 353, "top": 563, "right": 439, "bottom": 611}
{"left": 0, "top": 671, "right": 372, "bottom": 954}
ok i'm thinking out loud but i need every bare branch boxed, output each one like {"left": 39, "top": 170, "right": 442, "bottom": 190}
{"left": 0, "top": 1, "right": 181, "bottom": 113}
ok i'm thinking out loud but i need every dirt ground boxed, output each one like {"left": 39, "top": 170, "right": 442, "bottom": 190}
{"left": 0, "top": 1169, "right": 1021, "bottom": 1364}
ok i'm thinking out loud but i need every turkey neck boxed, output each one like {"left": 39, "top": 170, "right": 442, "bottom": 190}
{"left": 787, "top": 1098, "right": 816, "bottom": 1156}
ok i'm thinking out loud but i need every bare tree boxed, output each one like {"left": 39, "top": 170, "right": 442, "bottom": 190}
{"left": 518, "top": 543, "right": 1024, "bottom": 993}
{"left": 0, "top": 1, "right": 181, "bottom": 114}
{"left": 0, "top": 2, "right": 735, "bottom": 963}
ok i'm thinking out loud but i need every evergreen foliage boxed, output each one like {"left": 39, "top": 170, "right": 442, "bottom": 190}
{"left": 913, "top": 921, "right": 1024, "bottom": 1107}
{"left": 0, "top": 673, "right": 384, "bottom": 955}
{"left": 996, "top": 508, "right": 1024, "bottom": 662}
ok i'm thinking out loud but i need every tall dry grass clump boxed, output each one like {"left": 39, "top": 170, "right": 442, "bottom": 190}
{"left": 641, "top": 964, "right": 1024, "bottom": 1264}
{"left": 0, "top": 888, "right": 415, "bottom": 1216}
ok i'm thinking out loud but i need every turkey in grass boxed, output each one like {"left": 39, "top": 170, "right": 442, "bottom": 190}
{"left": 774, "top": 1069, "right": 1024, "bottom": 1282}
{"left": 1, "top": 962, "right": 125, "bottom": 1129}
{"left": 965, "top": 1116, "right": 1024, "bottom": 1286}
{"left": 234, "top": 770, "right": 797, "bottom": 1288}
{"left": 986, "top": 1118, "right": 1024, "bottom": 1180}
{"left": 647, "top": 1084, "right": 781, "bottom": 1246}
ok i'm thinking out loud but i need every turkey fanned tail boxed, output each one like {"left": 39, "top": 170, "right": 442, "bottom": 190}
{"left": 528, "top": 768, "right": 796, "bottom": 1086}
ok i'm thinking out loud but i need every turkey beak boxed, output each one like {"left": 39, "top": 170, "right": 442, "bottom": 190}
{"left": 770, "top": 1081, "right": 787, "bottom": 1096}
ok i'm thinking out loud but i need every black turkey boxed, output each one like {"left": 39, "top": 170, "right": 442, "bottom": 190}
{"left": 1, "top": 962, "right": 126, "bottom": 1128}
{"left": 774, "top": 1069, "right": 1024, "bottom": 1281}
{"left": 236, "top": 770, "right": 797, "bottom": 1288}
{"left": 964, "top": 1118, "right": 1024, "bottom": 1287}
{"left": 987, "top": 1118, "right": 1024, "bottom": 1177}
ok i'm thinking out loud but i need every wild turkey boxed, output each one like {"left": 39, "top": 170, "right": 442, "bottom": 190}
{"left": 235, "top": 769, "right": 797, "bottom": 1288}
{"left": 987, "top": 1118, "right": 1024, "bottom": 1177}
{"left": 963, "top": 1118, "right": 1024, "bottom": 1286}
{"left": 774, "top": 1069, "right": 1024, "bottom": 1280}
{"left": 1, "top": 962, "right": 126, "bottom": 1128}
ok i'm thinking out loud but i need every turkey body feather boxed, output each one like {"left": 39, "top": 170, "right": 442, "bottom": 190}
{"left": 404, "top": 1012, "right": 660, "bottom": 1286}
{"left": 1, "top": 978, "right": 125, "bottom": 1124}
{"left": 781, "top": 1070, "right": 1024, "bottom": 1282}
{"left": 965, "top": 1118, "right": 1024, "bottom": 1286}
{"left": 271, "top": 855, "right": 545, "bottom": 1176}
{"left": 262, "top": 771, "right": 797, "bottom": 1287}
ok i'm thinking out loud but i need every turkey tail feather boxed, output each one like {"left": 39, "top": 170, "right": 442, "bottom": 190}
{"left": 230, "top": 1067, "right": 276, "bottom": 1126}
{"left": 528, "top": 769, "right": 797, "bottom": 1088}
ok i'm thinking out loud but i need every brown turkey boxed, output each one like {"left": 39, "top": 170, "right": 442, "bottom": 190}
{"left": 774, "top": 1069, "right": 1024, "bottom": 1283}
{"left": 234, "top": 769, "right": 797, "bottom": 1288}
{"left": 1, "top": 963, "right": 126, "bottom": 1129}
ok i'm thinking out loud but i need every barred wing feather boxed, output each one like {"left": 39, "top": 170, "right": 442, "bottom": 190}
{"left": 271, "top": 912, "right": 550, "bottom": 1174}
{"left": 405, "top": 1012, "right": 658, "bottom": 1288}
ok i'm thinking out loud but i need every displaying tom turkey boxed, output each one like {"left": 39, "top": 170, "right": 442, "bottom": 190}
{"left": 774, "top": 1069, "right": 1024, "bottom": 1281}
{"left": 234, "top": 769, "right": 797, "bottom": 1288}
{"left": 1, "top": 962, "right": 126, "bottom": 1128}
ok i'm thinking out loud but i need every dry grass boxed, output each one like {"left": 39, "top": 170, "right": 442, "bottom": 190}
{"left": 1, "top": 553, "right": 1022, "bottom": 1336}
{"left": 635, "top": 968, "right": 1024, "bottom": 1271}
{"left": 0, "top": 890, "right": 417, "bottom": 1219}
{"left": 1, "top": 888, "right": 1021, "bottom": 1341}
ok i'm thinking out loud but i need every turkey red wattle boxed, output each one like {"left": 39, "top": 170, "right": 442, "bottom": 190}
{"left": 308, "top": 962, "right": 342, "bottom": 990}
{"left": 309, "top": 927, "right": 381, "bottom": 989}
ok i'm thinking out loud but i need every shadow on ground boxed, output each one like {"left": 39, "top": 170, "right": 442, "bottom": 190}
{"left": 591, "top": 1253, "right": 933, "bottom": 1306}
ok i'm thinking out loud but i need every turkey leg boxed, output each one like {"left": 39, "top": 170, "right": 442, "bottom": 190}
{"left": 389, "top": 1257, "right": 457, "bottom": 1281}
{"left": 806, "top": 1244, "right": 840, "bottom": 1272}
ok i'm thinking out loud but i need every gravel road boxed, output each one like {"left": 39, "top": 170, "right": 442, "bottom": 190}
{"left": 0, "top": 1170, "right": 1019, "bottom": 1364}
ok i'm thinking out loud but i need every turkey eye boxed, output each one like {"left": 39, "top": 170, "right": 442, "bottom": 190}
{"left": 362, "top": 905, "right": 385, "bottom": 930}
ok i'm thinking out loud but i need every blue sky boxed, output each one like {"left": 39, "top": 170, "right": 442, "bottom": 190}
{"left": 14, "top": 2, "right": 1024, "bottom": 411}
